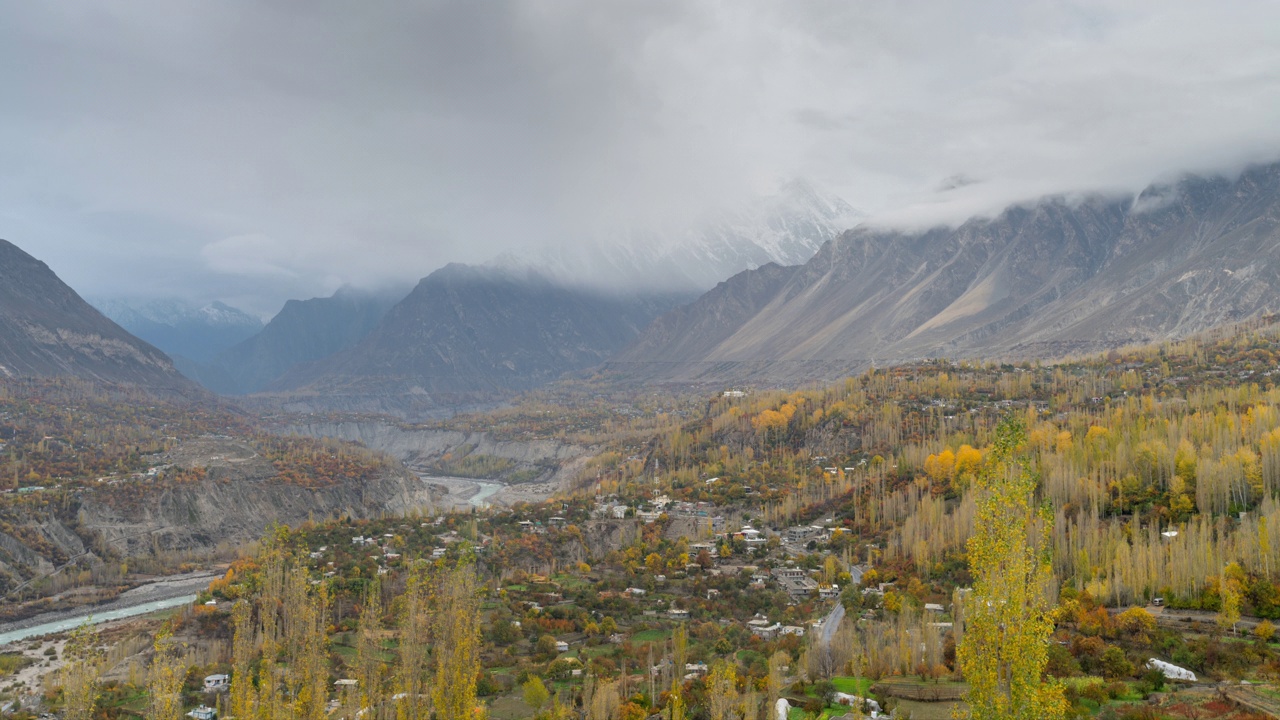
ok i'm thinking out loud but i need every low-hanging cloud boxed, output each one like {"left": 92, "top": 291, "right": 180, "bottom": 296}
{"left": 1, "top": 0, "right": 1278, "bottom": 314}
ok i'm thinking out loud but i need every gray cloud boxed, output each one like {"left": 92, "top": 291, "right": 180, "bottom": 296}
{"left": 1, "top": 1, "right": 1278, "bottom": 314}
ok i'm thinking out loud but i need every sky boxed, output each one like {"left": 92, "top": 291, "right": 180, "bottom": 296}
{"left": 1, "top": 1, "right": 1279, "bottom": 317}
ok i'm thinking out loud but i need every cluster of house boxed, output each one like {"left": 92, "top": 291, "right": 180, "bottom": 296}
{"left": 592, "top": 494, "right": 726, "bottom": 530}
{"left": 729, "top": 525, "right": 769, "bottom": 548}
{"left": 771, "top": 567, "right": 820, "bottom": 598}
{"left": 783, "top": 524, "right": 833, "bottom": 546}
{"left": 186, "top": 675, "right": 232, "bottom": 720}
{"left": 649, "top": 659, "right": 714, "bottom": 681}
{"left": 516, "top": 517, "right": 571, "bottom": 533}
{"left": 746, "top": 614, "right": 807, "bottom": 640}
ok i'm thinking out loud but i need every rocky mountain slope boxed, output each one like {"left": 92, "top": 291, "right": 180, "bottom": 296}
{"left": 93, "top": 298, "right": 264, "bottom": 364}
{"left": 269, "top": 264, "right": 690, "bottom": 412}
{"left": 184, "top": 287, "right": 400, "bottom": 395}
{"left": 610, "top": 161, "right": 1280, "bottom": 385}
{"left": 0, "top": 240, "right": 192, "bottom": 390}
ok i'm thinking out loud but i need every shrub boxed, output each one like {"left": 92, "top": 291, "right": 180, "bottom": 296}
{"left": 1079, "top": 681, "right": 1109, "bottom": 705}
{"left": 1101, "top": 646, "right": 1134, "bottom": 679}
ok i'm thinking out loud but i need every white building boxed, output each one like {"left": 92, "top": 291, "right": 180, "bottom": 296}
{"left": 1147, "top": 658, "right": 1196, "bottom": 682}
{"left": 203, "top": 674, "right": 230, "bottom": 692}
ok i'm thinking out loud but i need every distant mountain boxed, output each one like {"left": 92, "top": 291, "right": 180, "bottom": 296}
{"left": 187, "top": 287, "right": 400, "bottom": 395}
{"left": 610, "top": 161, "right": 1280, "bottom": 384}
{"left": 269, "top": 264, "right": 690, "bottom": 411}
{"left": 93, "top": 297, "right": 263, "bottom": 363}
{"left": 493, "top": 179, "right": 861, "bottom": 292}
{"left": 0, "top": 239, "right": 191, "bottom": 389}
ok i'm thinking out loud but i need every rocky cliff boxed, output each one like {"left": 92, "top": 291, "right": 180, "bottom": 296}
{"left": 77, "top": 471, "right": 439, "bottom": 559}
{"left": 279, "top": 420, "right": 594, "bottom": 488}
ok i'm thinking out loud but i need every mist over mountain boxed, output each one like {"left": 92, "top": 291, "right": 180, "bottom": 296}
{"left": 609, "top": 161, "right": 1280, "bottom": 385}
{"left": 93, "top": 297, "right": 264, "bottom": 364}
{"left": 182, "top": 287, "right": 402, "bottom": 395}
{"left": 267, "top": 264, "right": 692, "bottom": 413}
{"left": 491, "top": 180, "right": 861, "bottom": 292}
{"left": 0, "top": 240, "right": 192, "bottom": 390}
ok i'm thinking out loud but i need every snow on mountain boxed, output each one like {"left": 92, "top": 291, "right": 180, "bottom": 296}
{"left": 92, "top": 297, "right": 264, "bottom": 363}
{"left": 95, "top": 298, "right": 263, "bottom": 329}
{"left": 492, "top": 179, "right": 862, "bottom": 291}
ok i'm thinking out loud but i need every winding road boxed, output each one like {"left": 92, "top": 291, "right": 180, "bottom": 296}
{"left": 819, "top": 599, "right": 845, "bottom": 647}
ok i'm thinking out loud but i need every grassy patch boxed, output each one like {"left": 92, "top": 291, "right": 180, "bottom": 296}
{"left": 0, "top": 653, "right": 33, "bottom": 676}
{"left": 830, "top": 676, "right": 873, "bottom": 696}
{"left": 430, "top": 453, "right": 515, "bottom": 479}
{"left": 890, "top": 699, "right": 965, "bottom": 720}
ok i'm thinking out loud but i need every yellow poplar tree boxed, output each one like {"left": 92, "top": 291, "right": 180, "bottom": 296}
{"left": 396, "top": 563, "right": 434, "bottom": 720}
{"left": 766, "top": 651, "right": 788, "bottom": 708}
{"left": 229, "top": 601, "right": 256, "bottom": 720}
{"left": 146, "top": 627, "right": 187, "bottom": 720}
{"left": 1218, "top": 568, "right": 1242, "bottom": 636}
{"left": 356, "top": 579, "right": 387, "bottom": 716}
{"left": 707, "top": 661, "right": 739, "bottom": 720}
{"left": 957, "top": 417, "right": 1066, "bottom": 720}
{"left": 432, "top": 560, "right": 482, "bottom": 720}
{"left": 59, "top": 623, "right": 103, "bottom": 720}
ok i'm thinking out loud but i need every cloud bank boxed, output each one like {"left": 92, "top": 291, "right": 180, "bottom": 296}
{"left": 1, "top": 1, "right": 1277, "bottom": 313}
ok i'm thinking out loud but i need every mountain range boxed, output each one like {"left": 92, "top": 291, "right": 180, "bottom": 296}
{"left": 183, "top": 287, "right": 401, "bottom": 395}
{"left": 94, "top": 297, "right": 264, "bottom": 364}
{"left": 609, "top": 161, "right": 1280, "bottom": 385}
{"left": 6, "top": 164, "right": 1280, "bottom": 409}
{"left": 267, "top": 264, "right": 691, "bottom": 411}
{"left": 0, "top": 240, "right": 192, "bottom": 390}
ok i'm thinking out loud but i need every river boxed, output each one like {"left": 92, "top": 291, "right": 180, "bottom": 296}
{"left": 419, "top": 474, "right": 506, "bottom": 509}
{"left": 468, "top": 480, "right": 503, "bottom": 507}
{"left": 0, "top": 594, "right": 196, "bottom": 646}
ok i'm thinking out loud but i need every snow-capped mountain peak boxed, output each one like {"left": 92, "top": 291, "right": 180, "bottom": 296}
{"left": 491, "top": 179, "right": 862, "bottom": 292}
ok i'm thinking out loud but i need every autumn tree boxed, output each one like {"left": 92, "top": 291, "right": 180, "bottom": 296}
{"left": 229, "top": 601, "right": 256, "bottom": 720}
{"left": 765, "top": 649, "right": 789, "bottom": 712}
{"left": 583, "top": 676, "right": 621, "bottom": 720}
{"left": 59, "top": 623, "right": 102, "bottom": 720}
{"left": 707, "top": 661, "right": 740, "bottom": 720}
{"left": 665, "top": 623, "right": 688, "bottom": 720}
{"left": 355, "top": 579, "right": 387, "bottom": 716}
{"left": 522, "top": 676, "right": 550, "bottom": 711}
{"left": 957, "top": 417, "right": 1066, "bottom": 720}
{"left": 432, "top": 560, "right": 482, "bottom": 720}
{"left": 396, "top": 563, "right": 434, "bottom": 720}
{"left": 146, "top": 627, "right": 186, "bottom": 720}
{"left": 1218, "top": 566, "right": 1243, "bottom": 636}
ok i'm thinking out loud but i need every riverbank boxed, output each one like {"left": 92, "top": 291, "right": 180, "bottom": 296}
{"left": 420, "top": 474, "right": 560, "bottom": 509}
{"left": 0, "top": 569, "right": 217, "bottom": 640}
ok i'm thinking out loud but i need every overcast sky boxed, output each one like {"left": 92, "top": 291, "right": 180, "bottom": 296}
{"left": 2, "top": 1, "right": 1279, "bottom": 316}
